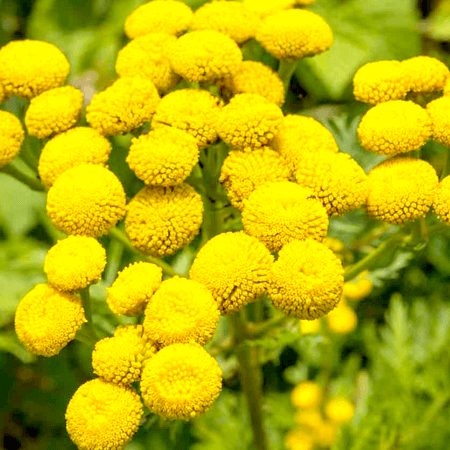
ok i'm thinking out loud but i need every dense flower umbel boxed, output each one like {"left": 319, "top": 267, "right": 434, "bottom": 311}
{"left": 15, "top": 284, "right": 86, "bottom": 357}
{"left": 190, "top": 232, "right": 273, "bottom": 314}
{"left": 144, "top": 277, "right": 220, "bottom": 346}
{"left": 243, "top": 0, "right": 294, "bottom": 18}
{"left": 433, "top": 175, "right": 450, "bottom": 225}
{"left": 0, "top": 110, "right": 24, "bottom": 168}
{"left": 46, "top": 164, "right": 126, "bottom": 237}
{"left": 324, "top": 397, "right": 355, "bottom": 424}
{"left": 426, "top": 96, "right": 450, "bottom": 148}
{"left": 268, "top": 239, "right": 344, "bottom": 319}
{"left": 65, "top": 378, "right": 143, "bottom": 450}
{"left": 401, "top": 56, "right": 449, "bottom": 94}
{"left": 0, "top": 39, "right": 69, "bottom": 98}
{"left": 140, "top": 343, "right": 222, "bottom": 420}
{"left": 291, "top": 381, "right": 322, "bottom": 409}
{"left": 366, "top": 157, "right": 438, "bottom": 224}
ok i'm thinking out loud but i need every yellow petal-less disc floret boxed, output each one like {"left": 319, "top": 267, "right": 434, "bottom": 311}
{"left": 291, "top": 381, "right": 322, "bottom": 409}
{"left": 168, "top": 30, "right": 243, "bottom": 83}
{"left": 0, "top": 110, "right": 24, "bottom": 168}
{"left": 25, "top": 86, "right": 83, "bottom": 139}
{"left": 190, "top": 232, "right": 273, "bottom": 314}
{"left": 144, "top": 277, "right": 220, "bottom": 346}
{"left": 0, "top": 40, "right": 69, "bottom": 98}
{"left": 242, "top": 182, "right": 329, "bottom": 252}
{"left": 324, "top": 397, "right": 355, "bottom": 424}
{"left": 401, "top": 56, "right": 449, "bottom": 94}
{"left": 268, "top": 239, "right": 344, "bottom": 319}
{"left": 426, "top": 96, "right": 450, "bottom": 147}
{"left": 125, "top": 0, "right": 193, "bottom": 39}
{"left": 127, "top": 127, "right": 199, "bottom": 186}
{"left": 66, "top": 378, "right": 143, "bottom": 450}
{"left": 357, "top": 100, "right": 432, "bottom": 156}
{"left": 47, "top": 164, "right": 126, "bottom": 237}
{"left": 434, "top": 175, "right": 450, "bottom": 225}
{"left": 140, "top": 343, "right": 222, "bottom": 420}
{"left": 125, "top": 183, "right": 203, "bottom": 257}
{"left": 38, "top": 127, "right": 112, "bottom": 188}
{"left": 243, "top": 0, "right": 294, "bottom": 18}
{"left": 256, "top": 9, "right": 333, "bottom": 60}
{"left": 86, "top": 76, "right": 160, "bottom": 136}
{"left": 326, "top": 303, "right": 357, "bottom": 334}
{"left": 15, "top": 284, "right": 86, "bottom": 357}
{"left": 366, "top": 157, "right": 438, "bottom": 224}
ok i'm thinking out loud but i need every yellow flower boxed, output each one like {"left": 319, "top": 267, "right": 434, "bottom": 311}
{"left": 0, "top": 39, "right": 69, "bottom": 98}
{"left": 324, "top": 397, "right": 355, "bottom": 424}
{"left": 46, "top": 164, "right": 126, "bottom": 237}
{"left": 38, "top": 127, "right": 111, "bottom": 188}
{"left": 127, "top": 127, "right": 198, "bottom": 186}
{"left": 140, "top": 343, "right": 222, "bottom": 420}
{"left": 86, "top": 76, "right": 160, "bottom": 136}
{"left": 216, "top": 93, "right": 283, "bottom": 151}
{"left": 15, "top": 284, "right": 86, "bottom": 357}
{"left": 294, "top": 409, "right": 323, "bottom": 429}
{"left": 66, "top": 378, "right": 143, "bottom": 450}
{"left": 143, "top": 277, "right": 220, "bottom": 346}
{"left": 326, "top": 303, "right": 357, "bottom": 334}
{"left": 315, "top": 421, "right": 337, "bottom": 447}
{"left": 299, "top": 319, "right": 320, "bottom": 335}
{"left": 433, "top": 175, "right": 450, "bottom": 225}
{"left": 343, "top": 278, "right": 373, "bottom": 301}
{"left": 107, "top": 262, "right": 162, "bottom": 316}
{"left": 152, "top": 88, "right": 222, "bottom": 148}
{"left": 324, "top": 236, "right": 345, "bottom": 253}
{"left": 268, "top": 239, "right": 344, "bottom": 319}
{"left": 190, "top": 231, "right": 273, "bottom": 314}
{"left": 444, "top": 77, "right": 450, "bottom": 96}
{"left": 125, "top": 0, "right": 193, "bottom": 39}
{"left": 220, "top": 147, "right": 291, "bottom": 210}
{"left": 242, "top": 181, "right": 329, "bottom": 252}
{"left": 0, "top": 110, "right": 24, "bottom": 169}
{"left": 357, "top": 100, "right": 432, "bottom": 156}
{"left": 222, "top": 60, "right": 285, "bottom": 106}
{"left": 0, "top": 82, "right": 5, "bottom": 103}
{"left": 256, "top": 9, "right": 333, "bottom": 60}
{"left": 116, "top": 33, "right": 179, "bottom": 93}
{"left": 295, "top": 0, "right": 316, "bottom": 5}
{"left": 366, "top": 157, "right": 438, "bottom": 224}
{"left": 284, "top": 429, "right": 315, "bottom": 450}
{"left": 44, "top": 236, "right": 106, "bottom": 292}
{"left": 291, "top": 381, "right": 322, "bottom": 409}
{"left": 125, "top": 183, "right": 203, "bottom": 257}
{"left": 243, "top": 0, "right": 294, "bottom": 18}
{"left": 426, "top": 96, "right": 450, "bottom": 148}
{"left": 401, "top": 56, "right": 449, "bottom": 94}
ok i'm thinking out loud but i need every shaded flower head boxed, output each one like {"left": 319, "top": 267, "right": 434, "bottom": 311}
{"left": 324, "top": 397, "right": 355, "bottom": 424}
{"left": 0, "top": 110, "right": 24, "bottom": 169}
{"left": 433, "top": 175, "right": 450, "bottom": 225}
{"left": 291, "top": 381, "right": 322, "bottom": 409}
{"left": 426, "top": 95, "right": 450, "bottom": 148}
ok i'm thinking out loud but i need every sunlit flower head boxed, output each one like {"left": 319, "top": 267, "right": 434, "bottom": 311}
{"left": 433, "top": 175, "right": 450, "bottom": 225}
{"left": 0, "top": 110, "right": 24, "bottom": 169}
{"left": 401, "top": 56, "right": 449, "bottom": 94}
{"left": 299, "top": 319, "right": 321, "bottom": 335}
{"left": 291, "top": 381, "right": 322, "bottom": 409}
{"left": 343, "top": 278, "right": 374, "bottom": 301}
{"left": 426, "top": 96, "right": 450, "bottom": 148}
{"left": 324, "top": 397, "right": 355, "bottom": 424}
{"left": 243, "top": 0, "right": 294, "bottom": 18}
{"left": 326, "top": 302, "right": 357, "bottom": 334}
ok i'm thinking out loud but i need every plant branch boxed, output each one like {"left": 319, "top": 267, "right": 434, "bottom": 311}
{"left": 1, "top": 164, "right": 45, "bottom": 191}
{"left": 278, "top": 59, "right": 298, "bottom": 92}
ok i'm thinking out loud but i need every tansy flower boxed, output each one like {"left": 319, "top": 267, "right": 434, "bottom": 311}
{"left": 426, "top": 96, "right": 450, "bottom": 147}
{"left": 242, "top": 182, "right": 329, "bottom": 252}
{"left": 299, "top": 319, "right": 320, "bottom": 334}
{"left": 216, "top": 93, "right": 283, "bottom": 151}
{"left": 433, "top": 175, "right": 450, "bottom": 225}
{"left": 143, "top": 277, "right": 219, "bottom": 346}
{"left": 284, "top": 429, "right": 314, "bottom": 450}
{"left": 357, "top": 100, "right": 432, "bottom": 156}
{"left": 140, "top": 343, "right": 222, "bottom": 420}
{"left": 127, "top": 127, "right": 199, "bottom": 186}
{"left": 66, "top": 378, "right": 143, "bottom": 450}
{"left": 38, "top": 127, "right": 111, "bottom": 188}
{"left": 268, "top": 239, "right": 344, "bottom": 319}
{"left": 124, "top": 0, "right": 193, "bottom": 39}
{"left": 324, "top": 397, "right": 355, "bottom": 424}
{"left": 326, "top": 302, "right": 357, "bottom": 334}
{"left": 343, "top": 278, "right": 373, "bottom": 301}
{"left": 15, "top": 284, "right": 86, "bottom": 357}
{"left": 291, "top": 381, "right": 322, "bottom": 409}
{"left": 221, "top": 60, "right": 285, "bottom": 106}
{"left": 315, "top": 422, "right": 338, "bottom": 447}
{"left": 190, "top": 232, "right": 273, "bottom": 314}
{"left": 46, "top": 164, "right": 126, "bottom": 237}
{"left": 152, "top": 89, "right": 222, "bottom": 148}
{"left": 366, "top": 157, "right": 438, "bottom": 224}
{"left": 401, "top": 56, "right": 449, "bottom": 94}
{"left": 0, "top": 39, "right": 69, "bottom": 98}
{"left": 256, "top": 9, "right": 333, "bottom": 60}
{"left": 294, "top": 409, "right": 324, "bottom": 430}
{"left": 107, "top": 262, "right": 162, "bottom": 316}
{"left": 0, "top": 110, "right": 24, "bottom": 168}
{"left": 115, "top": 33, "right": 179, "bottom": 93}
{"left": 168, "top": 30, "right": 242, "bottom": 83}
{"left": 243, "top": 0, "right": 294, "bottom": 18}
{"left": 444, "top": 77, "right": 450, "bottom": 96}
{"left": 25, "top": 86, "right": 83, "bottom": 139}
{"left": 86, "top": 76, "right": 160, "bottom": 136}
{"left": 0, "top": 82, "right": 5, "bottom": 103}
{"left": 44, "top": 236, "right": 106, "bottom": 292}
{"left": 125, "top": 183, "right": 203, "bottom": 257}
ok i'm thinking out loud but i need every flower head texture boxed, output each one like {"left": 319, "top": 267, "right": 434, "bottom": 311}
{"left": 0, "top": 39, "right": 69, "bottom": 98}
{"left": 357, "top": 100, "right": 431, "bottom": 156}
{"left": 366, "top": 157, "right": 438, "bottom": 224}
{"left": 25, "top": 86, "right": 83, "bottom": 139}
{"left": 243, "top": 0, "right": 294, "bottom": 18}
{"left": 242, "top": 182, "right": 329, "bottom": 252}
{"left": 86, "top": 76, "right": 160, "bottom": 135}
{"left": 326, "top": 303, "right": 357, "bottom": 334}
{"left": 125, "top": 183, "right": 203, "bottom": 257}
{"left": 46, "top": 164, "right": 126, "bottom": 237}
{"left": 144, "top": 277, "right": 219, "bottom": 346}
{"left": 15, "top": 284, "right": 86, "bottom": 357}
{"left": 268, "top": 239, "right": 344, "bottom": 319}
{"left": 190, "top": 232, "right": 273, "bottom": 314}
{"left": 291, "top": 381, "right": 322, "bottom": 409}
{"left": 127, "top": 127, "right": 199, "bottom": 186}
{"left": 107, "top": 262, "right": 162, "bottom": 316}
{"left": 325, "top": 397, "right": 355, "bottom": 424}
{"left": 256, "top": 9, "right": 333, "bottom": 60}
{"left": 401, "top": 56, "right": 449, "bottom": 94}
{"left": 66, "top": 378, "right": 143, "bottom": 450}
{"left": 168, "top": 30, "right": 242, "bottom": 83}
{"left": 140, "top": 343, "right": 222, "bottom": 420}
{"left": 38, "top": 127, "right": 112, "bottom": 188}
{"left": 426, "top": 96, "right": 450, "bottom": 148}
{"left": 0, "top": 110, "right": 24, "bottom": 168}
{"left": 434, "top": 175, "right": 450, "bottom": 225}
{"left": 125, "top": 0, "right": 193, "bottom": 39}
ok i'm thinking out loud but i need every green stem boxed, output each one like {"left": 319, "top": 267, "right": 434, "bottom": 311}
{"left": 246, "top": 313, "right": 287, "bottom": 339}
{"left": 0, "top": 164, "right": 45, "bottom": 191}
{"left": 440, "top": 149, "right": 450, "bottom": 179}
{"left": 80, "top": 288, "right": 98, "bottom": 342}
{"left": 104, "top": 238, "right": 124, "bottom": 285}
{"left": 278, "top": 59, "right": 298, "bottom": 92}
{"left": 19, "top": 140, "right": 40, "bottom": 172}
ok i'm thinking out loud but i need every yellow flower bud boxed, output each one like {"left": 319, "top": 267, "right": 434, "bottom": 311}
{"left": 291, "top": 381, "right": 322, "bottom": 409}
{"left": 402, "top": 56, "right": 449, "bottom": 94}
{"left": 0, "top": 110, "right": 24, "bottom": 169}
{"left": 326, "top": 303, "right": 357, "bottom": 334}
{"left": 325, "top": 397, "right": 355, "bottom": 424}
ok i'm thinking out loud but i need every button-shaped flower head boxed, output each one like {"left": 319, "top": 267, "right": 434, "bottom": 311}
{"left": 434, "top": 175, "right": 450, "bottom": 225}
{"left": 243, "top": 0, "right": 294, "bottom": 18}
{"left": 401, "top": 56, "right": 449, "bottom": 94}
{"left": 291, "top": 381, "right": 322, "bottom": 409}
{"left": 324, "top": 397, "right": 355, "bottom": 424}
{"left": 426, "top": 96, "right": 450, "bottom": 148}
{"left": 0, "top": 110, "right": 24, "bottom": 169}
{"left": 326, "top": 302, "right": 357, "bottom": 334}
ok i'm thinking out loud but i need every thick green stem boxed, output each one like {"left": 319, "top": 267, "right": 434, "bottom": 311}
{"left": 80, "top": 288, "right": 98, "bottom": 342}
{"left": 278, "top": 59, "right": 298, "bottom": 92}
{"left": 20, "top": 140, "right": 40, "bottom": 172}
{"left": 105, "top": 238, "right": 124, "bottom": 285}
{"left": 1, "top": 164, "right": 45, "bottom": 191}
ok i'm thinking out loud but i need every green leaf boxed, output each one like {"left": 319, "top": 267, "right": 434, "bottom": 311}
{"left": 0, "top": 330, "right": 37, "bottom": 363}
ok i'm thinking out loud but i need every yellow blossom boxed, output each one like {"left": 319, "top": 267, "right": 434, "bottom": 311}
{"left": 291, "top": 381, "right": 322, "bottom": 409}
{"left": 284, "top": 429, "right": 315, "bottom": 450}
{"left": 325, "top": 397, "right": 355, "bottom": 424}
{"left": 326, "top": 303, "right": 357, "bottom": 334}
{"left": 401, "top": 56, "right": 449, "bottom": 94}
{"left": 315, "top": 421, "right": 337, "bottom": 447}
{"left": 444, "top": 77, "right": 450, "bottom": 96}
{"left": 294, "top": 409, "right": 323, "bottom": 429}
{"left": 433, "top": 175, "right": 450, "bottom": 225}
{"left": 343, "top": 278, "right": 374, "bottom": 301}
{"left": 0, "top": 82, "right": 5, "bottom": 103}
{"left": 299, "top": 319, "right": 320, "bottom": 335}
{"left": 243, "top": 0, "right": 294, "bottom": 18}
{"left": 0, "top": 110, "right": 24, "bottom": 168}
{"left": 426, "top": 96, "right": 450, "bottom": 147}
{"left": 295, "top": 0, "right": 316, "bottom": 4}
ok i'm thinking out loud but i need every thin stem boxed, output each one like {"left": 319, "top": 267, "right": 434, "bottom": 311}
{"left": 104, "top": 238, "right": 124, "bottom": 285}
{"left": 80, "top": 288, "right": 98, "bottom": 342}
{"left": 246, "top": 313, "right": 287, "bottom": 339}
{"left": 19, "top": 140, "right": 40, "bottom": 172}
{"left": 278, "top": 59, "right": 298, "bottom": 92}
{"left": 440, "top": 149, "right": 450, "bottom": 179}
{"left": 1, "top": 164, "right": 45, "bottom": 191}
